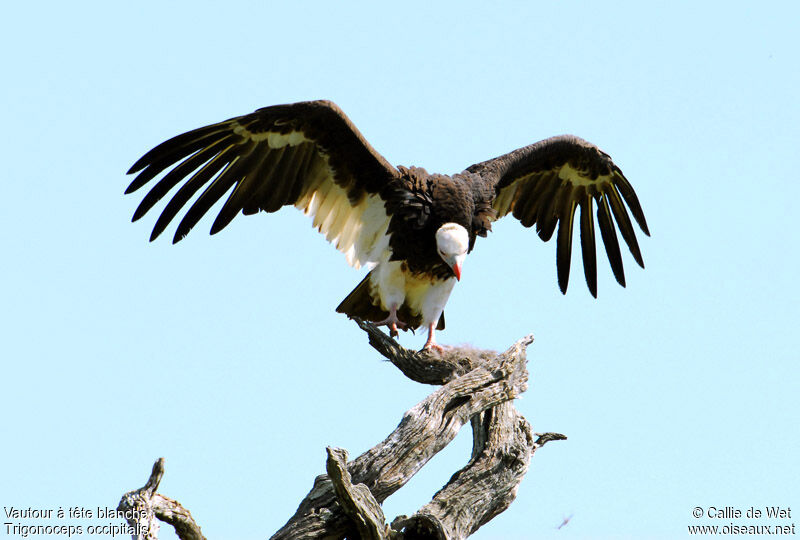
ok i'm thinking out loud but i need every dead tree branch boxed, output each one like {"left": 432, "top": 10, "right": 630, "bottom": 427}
{"left": 326, "top": 446, "right": 391, "bottom": 539}
{"left": 118, "top": 458, "right": 206, "bottom": 540}
{"left": 119, "top": 320, "right": 563, "bottom": 539}
{"left": 270, "top": 320, "right": 556, "bottom": 539}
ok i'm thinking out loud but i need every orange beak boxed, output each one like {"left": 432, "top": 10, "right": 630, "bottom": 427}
{"left": 453, "top": 262, "right": 462, "bottom": 281}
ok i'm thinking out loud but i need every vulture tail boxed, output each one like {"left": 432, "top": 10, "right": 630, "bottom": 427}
{"left": 336, "top": 272, "right": 389, "bottom": 324}
{"left": 335, "top": 272, "right": 444, "bottom": 331}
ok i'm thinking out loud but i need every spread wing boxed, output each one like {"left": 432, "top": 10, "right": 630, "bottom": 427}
{"left": 466, "top": 135, "right": 650, "bottom": 297}
{"left": 126, "top": 100, "right": 401, "bottom": 268}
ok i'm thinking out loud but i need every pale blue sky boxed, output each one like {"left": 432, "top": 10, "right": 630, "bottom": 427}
{"left": 1, "top": 2, "right": 797, "bottom": 539}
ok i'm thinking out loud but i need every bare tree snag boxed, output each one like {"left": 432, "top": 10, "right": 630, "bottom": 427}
{"left": 118, "top": 320, "right": 564, "bottom": 539}
{"left": 326, "top": 447, "right": 391, "bottom": 539}
{"left": 118, "top": 458, "right": 206, "bottom": 540}
{"left": 394, "top": 410, "right": 565, "bottom": 538}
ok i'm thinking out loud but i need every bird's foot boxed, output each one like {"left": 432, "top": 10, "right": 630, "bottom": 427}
{"left": 422, "top": 321, "right": 446, "bottom": 352}
{"left": 423, "top": 333, "right": 446, "bottom": 353}
{"left": 423, "top": 341, "right": 446, "bottom": 353}
{"left": 375, "top": 313, "right": 407, "bottom": 338}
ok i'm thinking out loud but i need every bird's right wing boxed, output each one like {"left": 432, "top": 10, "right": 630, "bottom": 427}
{"left": 126, "top": 100, "right": 401, "bottom": 268}
{"left": 466, "top": 135, "right": 649, "bottom": 296}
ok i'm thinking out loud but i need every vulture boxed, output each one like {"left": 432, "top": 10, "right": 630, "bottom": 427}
{"left": 126, "top": 100, "right": 649, "bottom": 350}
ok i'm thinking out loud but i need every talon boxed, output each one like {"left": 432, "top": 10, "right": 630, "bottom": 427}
{"left": 423, "top": 342, "right": 446, "bottom": 353}
{"left": 423, "top": 321, "right": 445, "bottom": 352}
{"left": 375, "top": 304, "right": 407, "bottom": 338}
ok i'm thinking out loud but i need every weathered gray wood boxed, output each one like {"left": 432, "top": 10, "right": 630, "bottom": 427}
{"left": 119, "top": 321, "right": 562, "bottom": 539}
{"left": 118, "top": 458, "right": 162, "bottom": 540}
{"left": 270, "top": 323, "right": 540, "bottom": 539}
{"left": 353, "top": 318, "right": 470, "bottom": 384}
{"left": 394, "top": 412, "right": 566, "bottom": 539}
{"left": 326, "top": 446, "right": 391, "bottom": 540}
{"left": 118, "top": 458, "right": 206, "bottom": 540}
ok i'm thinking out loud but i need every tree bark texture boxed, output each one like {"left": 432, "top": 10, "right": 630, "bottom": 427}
{"left": 119, "top": 320, "right": 564, "bottom": 539}
{"left": 118, "top": 458, "right": 206, "bottom": 540}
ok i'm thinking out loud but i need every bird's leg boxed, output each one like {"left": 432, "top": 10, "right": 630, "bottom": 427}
{"left": 374, "top": 304, "right": 407, "bottom": 338}
{"left": 423, "top": 322, "right": 445, "bottom": 352}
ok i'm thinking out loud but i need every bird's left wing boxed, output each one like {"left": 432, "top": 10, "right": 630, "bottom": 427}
{"left": 126, "top": 100, "right": 401, "bottom": 268}
{"left": 466, "top": 135, "right": 650, "bottom": 296}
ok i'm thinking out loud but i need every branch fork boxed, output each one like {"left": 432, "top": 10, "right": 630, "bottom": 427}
{"left": 119, "top": 320, "right": 564, "bottom": 539}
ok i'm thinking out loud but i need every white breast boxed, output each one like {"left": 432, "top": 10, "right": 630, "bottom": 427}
{"left": 370, "top": 252, "right": 456, "bottom": 328}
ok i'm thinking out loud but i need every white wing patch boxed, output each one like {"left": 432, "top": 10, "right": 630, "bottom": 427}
{"left": 558, "top": 163, "right": 604, "bottom": 187}
{"left": 231, "top": 121, "right": 391, "bottom": 268}
{"left": 294, "top": 157, "right": 390, "bottom": 268}
{"left": 492, "top": 181, "right": 520, "bottom": 218}
{"left": 494, "top": 164, "right": 607, "bottom": 218}
{"left": 232, "top": 123, "right": 309, "bottom": 147}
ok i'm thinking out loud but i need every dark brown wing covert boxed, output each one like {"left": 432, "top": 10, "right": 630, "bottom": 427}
{"left": 467, "top": 135, "right": 650, "bottom": 297}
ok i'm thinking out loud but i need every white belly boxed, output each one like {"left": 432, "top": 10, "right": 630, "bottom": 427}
{"left": 370, "top": 258, "right": 456, "bottom": 327}
{"left": 408, "top": 274, "right": 457, "bottom": 326}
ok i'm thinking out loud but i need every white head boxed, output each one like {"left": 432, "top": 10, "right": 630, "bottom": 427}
{"left": 435, "top": 223, "right": 469, "bottom": 281}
